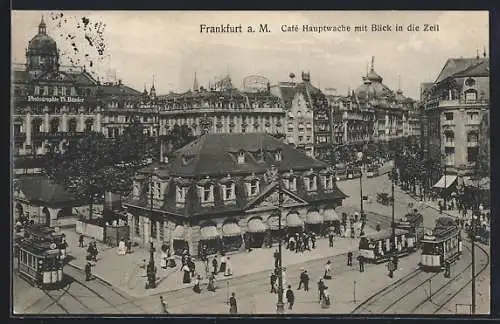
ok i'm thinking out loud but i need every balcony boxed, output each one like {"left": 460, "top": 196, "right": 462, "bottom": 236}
{"left": 426, "top": 98, "right": 489, "bottom": 110}
{"left": 31, "top": 131, "right": 88, "bottom": 139}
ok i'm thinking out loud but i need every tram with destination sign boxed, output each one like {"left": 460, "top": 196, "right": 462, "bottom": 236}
{"left": 395, "top": 210, "right": 424, "bottom": 248}
{"left": 420, "top": 216, "right": 462, "bottom": 271}
{"left": 15, "top": 226, "right": 65, "bottom": 289}
{"left": 358, "top": 228, "right": 414, "bottom": 263}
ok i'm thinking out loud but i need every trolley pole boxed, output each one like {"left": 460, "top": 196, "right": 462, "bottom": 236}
{"left": 471, "top": 230, "right": 476, "bottom": 314}
{"left": 390, "top": 168, "right": 396, "bottom": 277}
{"left": 270, "top": 165, "right": 285, "bottom": 314}
{"left": 359, "top": 173, "right": 364, "bottom": 214}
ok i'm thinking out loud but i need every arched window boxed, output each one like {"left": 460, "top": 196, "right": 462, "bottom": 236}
{"left": 68, "top": 118, "right": 78, "bottom": 132}
{"left": 50, "top": 118, "right": 60, "bottom": 133}
{"left": 85, "top": 119, "right": 94, "bottom": 132}
{"left": 464, "top": 89, "right": 477, "bottom": 101}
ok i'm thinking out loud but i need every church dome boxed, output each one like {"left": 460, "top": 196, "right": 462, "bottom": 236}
{"left": 27, "top": 16, "right": 57, "bottom": 56}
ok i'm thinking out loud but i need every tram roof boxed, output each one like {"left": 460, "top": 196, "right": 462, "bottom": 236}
{"left": 17, "top": 238, "right": 60, "bottom": 256}
{"left": 364, "top": 228, "right": 408, "bottom": 241}
{"left": 421, "top": 227, "right": 460, "bottom": 243}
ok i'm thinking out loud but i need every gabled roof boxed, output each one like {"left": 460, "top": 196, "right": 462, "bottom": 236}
{"left": 99, "top": 83, "right": 142, "bottom": 96}
{"left": 12, "top": 67, "right": 98, "bottom": 86}
{"left": 434, "top": 57, "right": 488, "bottom": 83}
{"left": 166, "top": 133, "right": 326, "bottom": 177}
{"left": 453, "top": 59, "right": 489, "bottom": 78}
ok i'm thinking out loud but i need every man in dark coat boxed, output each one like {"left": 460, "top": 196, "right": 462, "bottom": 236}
{"left": 358, "top": 255, "right": 365, "bottom": 272}
{"left": 274, "top": 250, "right": 279, "bottom": 269}
{"left": 317, "top": 278, "right": 326, "bottom": 303}
{"left": 285, "top": 285, "right": 295, "bottom": 310}
{"left": 212, "top": 257, "right": 218, "bottom": 275}
{"left": 85, "top": 261, "right": 92, "bottom": 281}
{"left": 229, "top": 292, "right": 238, "bottom": 314}
{"left": 311, "top": 233, "right": 316, "bottom": 249}
{"left": 328, "top": 232, "right": 334, "bottom": 248}
{"left": 347, "top": 251, "right": 353, "bottom": 266}
{"left": 298, "top": 270, "right": 309, "bottom": 291}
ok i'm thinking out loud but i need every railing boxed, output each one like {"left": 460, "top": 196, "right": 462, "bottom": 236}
{"left": 31, "top": 131, "right": 89, "bottom": 139}
{"left": 426, "top": 98, "right": 489, "bottom": 109}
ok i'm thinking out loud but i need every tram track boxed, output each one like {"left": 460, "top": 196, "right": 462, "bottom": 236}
{"left": 351, "top": 240, "right": 488, "bottom": 314}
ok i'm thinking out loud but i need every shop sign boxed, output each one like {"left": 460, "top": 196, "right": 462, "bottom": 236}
{"left": 27, "top": 96, "right": 85, "bottom": 103}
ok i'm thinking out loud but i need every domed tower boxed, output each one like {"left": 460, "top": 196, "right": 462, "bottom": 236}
{"left": 26, "top": 16, "right": 59, "bottom": 74}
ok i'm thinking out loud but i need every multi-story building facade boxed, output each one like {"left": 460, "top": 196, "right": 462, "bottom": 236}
{"left": 354, "top": 58, "right": 412, "bottom": 143}
{"left": 157, "top": 76, "right": 285, "bottom": 138}
{"left": 123, "top": 133, "right": 347, "bottom": 255}
{"left": 423, "top": 54, "right": 489, "bottom": 183}
{"left": 271, "top": 72, "right": 333, "bottom": 160}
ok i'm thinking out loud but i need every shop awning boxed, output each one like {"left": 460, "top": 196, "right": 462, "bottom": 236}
{"left": 201, "top": 226, "right": 219, "bottom": 240}
{"left": 433, "top": 175, "right": 457, "bottom": 189}
{"left": 306, "top": 211, "right": 323, "bottom": 224}
{"left": 172, "top": 225, "right": 185, "bottom": 239}
{"left": 248, "top": 218, "right": 268, "bottom": 233}
{"left": 323, "top": 209, "right": 340, "bottom": 221}
{"left": 287, "top": 213, "right": 304, "bottom": 228}
{"left": 463, "top": 176, "right": 490, "bottom": 191}
{"left": 222, "top": 223, "right": 242, "bottom": 237}
{"left": 268, "top": 215, "right": 285, "bottom": 230}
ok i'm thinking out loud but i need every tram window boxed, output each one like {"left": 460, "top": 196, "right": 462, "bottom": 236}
{"left": 422, "top": 243, "right": 439, "bottom": 255}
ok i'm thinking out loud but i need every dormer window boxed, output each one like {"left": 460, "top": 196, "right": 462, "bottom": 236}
{"left": 53, "top": 87, "right": 58, "bottom": 96}
{"left": 285, "top": 177, "right": 297, "bottom": 191}
{"left": 71, "top": 87, "right": 77, "bottom": 96}
{"left": 223, "top": 182, "right": 236, "bottom": 201}
{"left": 305, "top": 174, "right": 318, "bottom": 191}
{"left": 275, "top": 150, "right": 282, "bottom": 161}
{"left": 237, "top": 150, "right": 245, "bottom": 164}
{"left": 323, "top": 175, "right": 333, "bottom": 190}
{"left": 61, "top": 87, "right": 66, "bottom": 96}
{"left": 34, "top": 86, "right": 40, "bottom": 95}
{"left": 43, "top": 86, "right": 49, "bottom": 96}
{"left": 250, "top": 180, "right": 259, "bottom": 196}
{"left": 176, "top": 186, "right": 186, "bottom": 203}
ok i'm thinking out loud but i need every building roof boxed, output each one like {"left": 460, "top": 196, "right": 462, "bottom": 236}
{"left": 453, "top": 59, "right": 489, "bottom": 78}
{"left": 99, "top": 83, "right": 142, "bottom": 96}
{"left": 12, "top": 67, "right": 97, "bottom": 86}
{"left": 164, "top": 133, "right": 327, "bottom": 177}
{"left": 434, "top": 57, "right": 488, "bottom": 83}
{"left": 15, "top": 175, "right": 79, "bottom": 206}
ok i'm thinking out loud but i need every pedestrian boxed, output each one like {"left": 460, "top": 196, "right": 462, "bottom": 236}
{"left": 59, "top": 238, "right": 68, "bottom": 260}
{"left": 188, "top": 257, "right": 196, "bottom": 278}
{"left": 285, "top": 285, "right": 295, "bottom": 310}
{"left": 225, "top": 256, "right": 233, "bottom": 276}
{"left": 92, "top": 242, "right": 98, "bottom": 261}
{"left": 182, "top": 263, "right": 191, "bottom": 284}
{"left": 159, "top": 296, "right": 169, "bottom": 314}
{"left": 311, "top": 232, "right": 316, "bottom": 249}
{"left": 229, "top": 292, "right": 238, "bottom": 314}
{"left": 376, "top": 223, "right": 381, "bottom": 232}
{"left": 219, "top": 253, "right": 227, "bottom": 274}
{"left": 212, "top": 257, "right": 218, "bottom": 275}
{"left": 274, "top": 249, "right": 279, "bottom": 269}
{"left": 79, "top": 234, "right": 85, "bottom": 247}
{"left": 85, "top": 261, "right": 92, "bottom": 281}
{"left": 270, "top": 271, "right": 277, "bottom": 293}
{"left": 324, "top": 260, "right": 332, "bottom": 279}
{"left": 207, "top": 273, "right": 216, "bottom": 292}
{"left": 328, "top": 232, "right": 334, "bottom": 248}
{"left": 298, "top": 270, "right": 309, "bottom": 291}
{"left": 347, "top": 251, "right": 353, "bottom": 266}
{"left": 321, "top": 286, "right": 331, "bottom": 309}
{"left": 358, "top": 255, "right": 365, "bottom": 272}
{"left": 317, "top": 278, "right": 326, "bottom": 303}
{"left": 193, "top": 275, "right": 202, "bottom": 293}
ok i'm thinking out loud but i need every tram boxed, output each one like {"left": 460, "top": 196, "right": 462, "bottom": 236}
{"left": 358, "top": 228, "right": 414, "bottom": 263}
{"left": 395, "top": 211, "right": 424, "bottom": 247}
{"left": 335, "top": 163, "right": 347, "bottom": 181}
{"left": 420, "top": 216, "right": 462, "bottom": 272}
{"left": 15, "top": 225, "right": 65, "bottom": 289}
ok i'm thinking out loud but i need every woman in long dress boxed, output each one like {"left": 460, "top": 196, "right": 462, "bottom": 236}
{"left": 324, "top": 260, "right": 332, "bottom": 280}
{"left": 219, "top": 254, "right": 227, "bottom": 274}
{"left": 224, "top": 257, "right": 233, "bottom": 276}
{"left": 193, "top": 275, "right": 201, "bottom": 293}
{"left": 182, "top": 264, "right": 191, "bottom": 284}
{"left": 207, "top": 273, "right": 216, "bottom": 292}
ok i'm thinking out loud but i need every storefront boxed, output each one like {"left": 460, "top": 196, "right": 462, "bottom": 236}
{"left": 200, "top": 223, "right": 220, "bottom": 255}
{"left": 172, "top": 225, "right": 189, "bottom": 256}
{"left": 323, "top": 208, "right": 341, "bottom": 235}
{"left": 221, "top": 221, "right": 243, "bottom": 252}
{"left": 246, "top": 217, "right": 268, "bottom": 248}
{"left": 286, "top": 212, "right": 304, "bottom": 234}
{"left": 305, "top": 210, "right": 323, "bottom": 234}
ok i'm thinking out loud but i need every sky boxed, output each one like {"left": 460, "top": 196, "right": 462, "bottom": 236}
{"left": 12, "top": 11, "right": 489, "bottom": 100}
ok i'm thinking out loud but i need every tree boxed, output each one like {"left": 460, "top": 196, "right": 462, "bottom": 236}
{"left": 45, "top": 132, "right": 115, "bottom": 220}
{"left": 163, "top": 124, "right": 196, "bottom": 152}
{"left": 114, "top": 117, "right": 149, "bottom": 166}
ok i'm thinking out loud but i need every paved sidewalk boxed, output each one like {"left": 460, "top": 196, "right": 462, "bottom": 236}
{"left": 61, "top": 227, "right": 376, "bottom": 299}
{"left": 181, "top": 249, "right": 422, "bottom": 314}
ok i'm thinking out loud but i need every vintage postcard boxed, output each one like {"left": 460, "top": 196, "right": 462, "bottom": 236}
{"left": 11, "top": 10, "right": 490, "bottom": 315}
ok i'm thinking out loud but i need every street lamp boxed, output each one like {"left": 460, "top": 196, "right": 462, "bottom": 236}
{"left": 147, "top": 166, "right": 158, "bottom": 289}
{"left": 389, "top": 167, "right": 397, "bottom": 277}
{"left": 267, "top": 165, "right": 285, "bottom": 313}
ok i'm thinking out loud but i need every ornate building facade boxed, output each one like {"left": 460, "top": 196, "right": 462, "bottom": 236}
{"left": 123, "top": 133, "right": 347, "bottom": 256}
{"left": 423, "top": 53, "right": 489, "bottom": 183}
{"left": 157, "top": 76, "right": 285, "bottom": 139}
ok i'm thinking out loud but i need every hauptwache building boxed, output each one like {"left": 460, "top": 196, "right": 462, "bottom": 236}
{"left": 123, "top": 132, "right": 347, "bottom": 257}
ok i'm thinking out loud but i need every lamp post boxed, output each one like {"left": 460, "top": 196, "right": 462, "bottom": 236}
{"left": 389, "top": 167, "right": 397, "bottom": 277}
{"left": 147, "top": 167, "right": 158, "bottom": 289}
{"left": 268, "top": 165, "right": 285, "bottom": 314}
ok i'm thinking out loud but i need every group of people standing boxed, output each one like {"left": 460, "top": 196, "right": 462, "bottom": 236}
{"left": 285, "top": 231, "right": 317, "bottom": 252}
